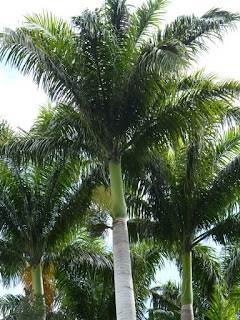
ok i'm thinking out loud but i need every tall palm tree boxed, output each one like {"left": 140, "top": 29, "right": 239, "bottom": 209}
{"left": 0, "top": 157, "right": 103, "bottom": 319}
{"left": 128, "top": 125, "right": 240, "bottom": 320}
{"left": 1, "top": 1, "right": 240, "bottom": 318}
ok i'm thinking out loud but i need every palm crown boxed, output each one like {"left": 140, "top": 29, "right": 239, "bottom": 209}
{"left": 129, "top": 125, "right": 240, "bottom": 249}
{"left": 1, "top": 1, "right": 240, "bottom": 160}
{"left": 0, "top": 158, "right": 98, "bottom": 281}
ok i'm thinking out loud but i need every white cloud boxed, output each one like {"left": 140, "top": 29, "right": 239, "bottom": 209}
{"left": 0, "top": 69, "right": 48, "bottom": 131}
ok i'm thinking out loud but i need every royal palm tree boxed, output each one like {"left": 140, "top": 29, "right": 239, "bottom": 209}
{"left": 0, "top": 157, "right": 105, "bottom": 319}
{"left": 0, "top": 234, "right": 113, "bottom": 320}
{"left": 128, "top": 125, "right": 240, "bottom": 320}
{"left": 1, "top": 1, "right": 240, "bottom": 318}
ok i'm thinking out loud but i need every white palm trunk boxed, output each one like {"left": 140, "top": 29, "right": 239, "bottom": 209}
{"left": 113, "top": 217, "right": 136, "bottom": 320}
{"left": 109, "top": 159, "right": 136, "bottom": 320}
{"left": 181, "top": 304, "right": 194, "bottom": 320}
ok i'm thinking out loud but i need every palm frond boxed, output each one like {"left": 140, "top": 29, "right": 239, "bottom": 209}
{"left": 104, "top": 0, "right": 130, "bottom": 36}
{"left": 0, "top": 13, "right": 79, "bottom": 105}
{"left": 192, "top": 244, "right": 222, "bottom": 298}
{"left": 205, "top": 285, "right": 238, "bottom": 320}
{"left": 162, "top": 8, "right": 240, "bottom": 57}
{"left": 149, "top": 281, "right": 181, "bottom": 318}
{"left": 195, "top": 157, "right": 240, "bottom": 231}
{"left": 0, "top": 294, "right": 22, "bottom": 319}
{"left": 53, "top": 238, "right": 114, "bottom": 320}
{"left": 50, "top": 239, "right": 113, "bottom": 278}
{"left": 221, "top": 245, "right": 240, "bottom": 289}
{"left": 205, "top": 215, "right": 240, "bottom": 245}
{"left": 131, "top": 241, "right": 165, "bottom": 317}
{"left": 131, "top": 0, "right": 167, "bottom": 46}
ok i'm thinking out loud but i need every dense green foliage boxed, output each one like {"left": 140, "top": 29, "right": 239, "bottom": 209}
{"left": 0, "top": 0, "right": 240, "bottom": 319}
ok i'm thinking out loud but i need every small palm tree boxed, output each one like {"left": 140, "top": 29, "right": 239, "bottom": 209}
{"left": 0, "top": 235, "right": 113, "bottom": 320}
{"left": 128, "top": 125, "right": 240, "bottom": 320}
{"left": 0, "top": 157, "right": 102, "bottom": 319}
{"left": 1, "top": 1, "right": 240, "bottom": 318}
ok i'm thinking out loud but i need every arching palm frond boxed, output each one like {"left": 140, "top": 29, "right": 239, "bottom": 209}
{"left": 44, "top": 166, "right": 104, "bottom": 250}
{"left": 131, "top": 241, "right": 165, "bottom": 318}
{"left": 193, "top": 158, "right": 240, "bottom": 234}
{"left": 1, "top": 14, "right": 78, "bottom": 105}
{"left": 1, "top": 104, "right": 101, "bottom": 166}
{"left": 104, "top": 0, "right": 130, "bottom": 36}
{"left": 139, "top": 8, "right": 240, "bottom": 73}
{"left": 148, "top": 281, "right": 181, "bottom": 320}
{"left": 130, "top": 0, "right": 167, "bottom": 46}
{"left": 121, "top": 71, "right": 240, "bottom": 156}
{"left": 220, "top": 245, "right": 240, "bottom": 290}
{"left": 0, "top": 294, "right": 23, "bottom": 319}
{"left": 205, "top": 285, "right": 238, "bottom": 320}
{"left": 162, "top": 9, "right": 240, "bottom": 57}
{"left": 192, "top": 244, "right": 222, "bottom": 298}
{"left": 0, "top": 239, "right": 26, "bottom": 286}
{"left": 0, "top": 291, "right": 49, "bottom": 320}
{"left": 49, "top": 237, "right": 113, "bottom": 278}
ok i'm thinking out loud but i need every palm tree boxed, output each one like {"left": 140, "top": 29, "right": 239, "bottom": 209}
{"left": 0, "top": 157, "right": 103, "bottom": 319}
{"left": 128, "top": 125, "right": 240, "bottom": 320}
{"left": 0, "top": 235, "right": 113, "bottom": 320}
{"left": 1, "top": 1, "right": 240, "bottom": 318}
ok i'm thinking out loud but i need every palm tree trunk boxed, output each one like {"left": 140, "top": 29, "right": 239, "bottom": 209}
{"left": 181, "top": 251, "right": 194, "bottom": 320}
{"left": 109, "top": 159, "right": 136, "bottom": 320}
{"left": 31, "top": 264, "right": 46, "bottom": 320}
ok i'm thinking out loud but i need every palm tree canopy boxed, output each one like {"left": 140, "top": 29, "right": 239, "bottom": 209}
{"left": 0, "top": 1, "right": 240, "bottom": 160}
{"left": 0, "top": 157, "right": 100, "bottom": 283}
{"left": 128, "top": 125, "right": 240, "bottom": 251}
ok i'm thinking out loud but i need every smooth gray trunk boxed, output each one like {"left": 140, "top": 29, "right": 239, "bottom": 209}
{"left": 181, "top": 303, "right": 194, "bottom": 320}
{"left": 113, "top": 217, "right": 136, "bottom": 320}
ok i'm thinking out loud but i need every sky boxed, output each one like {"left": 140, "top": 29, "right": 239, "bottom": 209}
{"left": 0, "top": 0, "right": 239, "bottom": 296}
